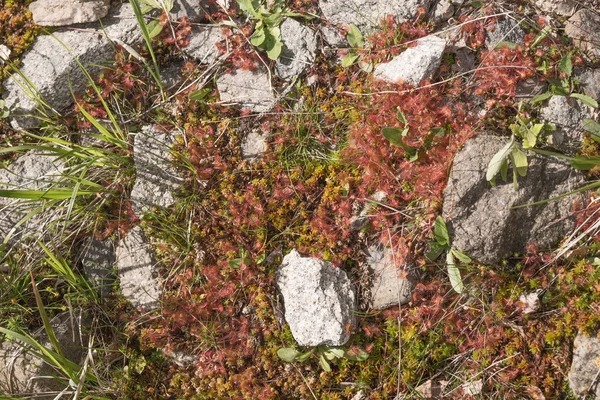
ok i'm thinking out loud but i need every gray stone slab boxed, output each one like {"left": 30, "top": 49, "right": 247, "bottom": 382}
{"left": 216, "top": 67, "right": 275, "bottom": 112}
{"left": 184, "top": 25, "right": 224, "bottom": 64}
{"left": 275, "top": 18, "right": 318, "bottom": 80}
{"left": 569, "top": 332, "right": 600, "bottom": 399}
{"left": 79, "top": 238, "right": 115, "bottom": 298}
{"left": 367, "top": 245, "right": 413, "bottom": 310}
{"left": 29, "top": 0, "right": 110, "bottom": 26}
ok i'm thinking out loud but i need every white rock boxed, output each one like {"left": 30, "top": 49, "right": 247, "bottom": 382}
{"left": 539, "top": 95, "right": 591, "bottom": 153}
{"left": 79, "top": 238, "right": 115, "bottom": 298}
{"left": 116, "top": 226, "right": 162, "bottom": 311}
{"left": 130, "top": 126, "right": 184, "bottom": 216}
{"left": 566, "top": 9, "right": 600, "bottom": 60}
{"left": 534, "top": 0, "right": 577, "bottom": 17}
{"left": 170, "top": 0, "right": 215, "bottom": 21}
{"left": 463, "top": 379, "right": 483, "bottom": 396}
{"left": 485, "top": 19, "right": 524, "bottom": 50}
{"left": 0, "top": 45, "right": 10, "bottom": 63}
{"left": 519, "top": 291, "right": 541, "bottom": 314}
{"left": 430, "top": 0, "right": 454, "bottom": 22}
{"left": 276, "top": 250, "right": 356, "bottom": 346}
{"left": 373, "top": 36, "right": 446, "bottom": 87}
{"left": 241, "top": 129, "right": 268, "bottom": 161}
{"left": 275, "top": 18, "right": 318, "bottom": 80}
{"left": 217, "top": 67, "right": 276, "bottom": 112}
{"left": 184, "top": 25, "right": 224, "bottom": 64}
{"left": 29, "top": 0, "right": 110, "bottom": 26}
{"left": 367, "top": 246, "right": 413, "bottom": 310}
{"left": 569, "top": 332, "right": 600, "bottom": 399}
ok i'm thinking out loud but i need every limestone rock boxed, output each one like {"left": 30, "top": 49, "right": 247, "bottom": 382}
{"left": 0, "top": 44, "right": 10, "bottom": 63}
{"left": 539, "top": 95, "right": 591, "bottom": 153}
{"left": 442, "top": 134, "right": 583, "bottom": 265}
{"left": 367, "top": 245, "right": 413, "bottom": 310}
{"left": 184, "top": 25, "right": 224, "bottom": 64}
{"left": 29, "top": 0, "right": 110, "bottom": 26}
{"left": 130, "top": 126, "right": 184, "bottom": 216}
{"left": 566, "top": 9, "right": 600, "bottom": 60}
{"left": 373, "top": 36, "right": 446, "bottom": 86}
{"left": 534, "top": 0, "right": 577, "bottom": 17}
{"left": 569, "top": 332, "right": 600, "bottom": 399}
{"left": 0, "top": 152, "right": 65, "bottom": 245}
{"left": 241, "top": 129, "right": 268, "bottom": 161}
{"left": 430, "top": 0, "right": 454, "bottom": 23}
{"left": 275, "top": 18, "right": 318, "bottom": 80}
{"left": 276, "top": 250, "right": 356, "bottom": 346}
{"left": 170, "top": 0, "right": 216, "bottom": 21}
{"left": 79, "top": 238, "right": 115, "bottom": 298}
{"left": 216, "top": 67, "right": 275, "bottom": 112}
{"left": 485, "top": 19, "right": 524, "bottom": 50}
{"left": 321, "top": 26, "right": 347, "bottom": 47}
{"left": 0, "top": 311, "right": 90, "bottom": 398}
{"left": 2, "top": 3, "right": 141, "bottom": 129}
{"left": 575, "top": 68, "right": 600, "bottom": 100}
{"left": 319, "top": 0, "right": 434, "bottom": 31}
{"left": 115, "top": 226, "right": 162, "bottom": 311}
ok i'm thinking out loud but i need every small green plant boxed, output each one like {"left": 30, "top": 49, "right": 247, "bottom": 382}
{"left": 137, "top": 0, "right": 174, "bottom": 38}
{"left": 341, "top": 24, "right": 364, "bottom": 67}
{"left": 237, "top": 0, "right": 308, "bottom": 60}
{"left": 0, "top": 99, "right": 9, "bottom": 119}
{"left": 427, "top": 217, "right": 470, "bottom": 294}
{"left": 277, "top": 345, "right": 368, "bottom": 372}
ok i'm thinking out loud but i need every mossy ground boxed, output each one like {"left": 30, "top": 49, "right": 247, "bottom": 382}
{"left": 1, "top": 1, "right": 600, "bottom": 399}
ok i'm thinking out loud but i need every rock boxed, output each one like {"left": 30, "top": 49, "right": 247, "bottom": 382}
{"left": 519, "top": 290, "right": 542, "bottom": 314}
{"left": 430, "top": 0, "right": 454, "bottom": 23}
{"left": 321, "top": 26, "right": 347, "bottom": 47}
{"left": 539, "top": 95, "right": 591, "bottom": 153}
{"left": 442, "top": 134, "right": 584, "bottom": 265}
{"left": 349, "top": 191, "right": 387, "bottom": 231}
{"left": 276, "top": 250, "right": 356, "bottom": 346}
{"left": 415, "top": 379, "right": 443, "bottom": 399}
{"left": 0, "top": 310, "right": 90, "bottom": 397}
{"left": 0, "top": 152, "right": 65, "bottom": 246}
{"left": 485, "top": 19, "right": 524, "bottom": 50}
{"left": 79, "top": 238, "right": 115, "bottom": 298}
{"left": 275, "top": 18, "right": 318, "bottom": 80}
{"left": 319, "top": 0, "right": 434, "bottom": 31}
{"left": 569, "top": 332, "right": 600, "bottom": 399}
{"left": 367, "top": 245, "right": 413, "bottom": 310}
{"left": 29, "top": 0, "right": 110, "bottom": 26}
{"left": 566, "top": 10, "right": 600, "bottom": 60}
{"left": 183, "top": 25, "right": 224, "bottom": 64}
{"left": 130, "top": 126, "right": 184, "bottom": 216}
{"left": 241, "top": 129, "right": 268, "bottom": 161}
{"left": 166, "top": 349, "right": 197, "bottom": 367}
{"left": 0, "top": 44, "right": 10, "bottom": 63}
{"left": 216, "top": 67, "right": 276, "bottom": 112}
{"left": 170, "top": 0, "right": 216, "bottom": 21}
{"left": 160, "top": 59, "right": 186, "bottom": 91}
{"left": 463, "top": 379, "right": 484, "bottom": 396}
{"left": 575, "top": 68, "right": 600, "bottom": 100}
{"left": 373, "top": 36, "right": 446, "bottom": 86}
{"left": 115, "top": 226, "right": 162, "bottom": 311}
{"left": 533, "top": 0, "right": 577, "bottom": 17}
{"left": 2, "top": 3, "right": 141, "bottom": 129}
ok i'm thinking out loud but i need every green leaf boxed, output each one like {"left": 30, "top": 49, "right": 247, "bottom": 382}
{"left": 583, "top": 119, "right": 600, "bottom": 143}
{"left": 571, "top": 93, "right": 599, "bottom": 108}
{"left": 341, "top": 53, "right": 359, "bottom": 67}
{"left": 531, "top": 26, "right": 551, "bottom": 48}
{"left": 319, "top": 354, "right": 331, "bottom": 371}
{"left": 558, "top": 54, "right": 572, "bottom": 77}
{"left": 446, "top": 251, "right": 464, "bottom": 294}
{"left": 530, "top": 91, "right": 553, "bottom": 105}
{"left": 237, "top": 0, "right": 260, "bottom": 18}
{"left": 146, "top": 20, "right": 164, "bottom": 38}
{"left": 382, "top": 127, "right": 418, "bottom": 155}
{"left": 277, "top": 348, "right": 301, "bottom": 362}
{"left": 511, "top": 147, "right": 528, "bottom": 177}
{"left": 426, "top": 241, "right": 447, "bottom": 261}
{"left": 266, "top": 40, "right": 283, "bottom": 60}
{"left": 486, "top": 138, "right": 514, "bottom": 182}
{"left": 495, "top": 41, "right": 518, "bottom": 49}
{"left": 324, "top": 348, "right": 345, "bottom": 360}
{"left": 296, "top": 348, "right": 315, "bottom": 362}
{"left": 344, "top": 348, "right": 369, "bottom": 361}
{"left": 451, "top": 249, "right": 471, "bottom": 264}
{"left": 250, "top": 26, "right": 266, "bottom": 46}
{"left": 570, "top": 157, "right": 600, "bottom": 170}
{"left": 188, "top": 87, "right": 212, "bottom": 101}
{"left": 346, "top": 24, "right": 364, "bottom": 48}
{"left": 228, "top": 258, "right": 243, "bottom": 268}
{"left": 500, "top": 157, "right": 509, "bottom": 182}
{"left": 397, "top": 110, "right": 407, "bottom": 125}
{"left": 263, "top": 12, "right": 283, "bottom": 27}
{"left": 434, "top": 216, "right": 449, "bottom": 246}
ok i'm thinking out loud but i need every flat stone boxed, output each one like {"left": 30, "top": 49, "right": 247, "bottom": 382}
{"left": 569, "top": 332, "right": 600, "bottom": 399}
{"left": 430, "top": 0, "right": 454, "bottom": 23}
{"left": 170, "top": 0, "right": 216, "bottom": 21}
{"left": 216, "top": 67, "right": 275, "bottom": 112}
{"left": 2, "top": 3, "right": 141, "bottom": 129}
{"left": 130, "top": 126, "right": 184, "bottom": 216}
{"left": 0, "top": 151, "right": 65, "bottom": 246}
{"left": 373, "top": 36, "right": 446, "bottom": 86}
{"left": 115, "top": 226, "right": 162, "bottom": 311}
{"left": 0, "top": 44, "right": 10, "bottom": 63}
{"left": 533, "top": 0, "right": 577, "bottom": 17}
{"left": 184, "top": 25, "right": 224, "bottom": 64}
{"left": 275, "top": 18, "right": 318, "bottom": 80}
{"left": 79, "top": 238, "right": 115, "bottom": 298}
{"left": 276, "top": 250, "right": 356, "bottom": 346}
{"left": 575, "top": 68, "right": 600, "bottom": 100}
{"left": 29, "top": 0, "right": 110, "bottom": 26}
{"left": 485, "top": 19, "right": 524, "bottom": 50}
{"left": 367, "top": 245, "right": 413, "bottom": 310}
{"left": 566, "top": 9, "right": 600, "bottom": 60}
{"left": 319, "top": 0, "right": 434, "bottom": 31}
{"left": 0, "top": 310, "right": 90, "bottom": 398}
{"left": 539, "top": 95, "right": 591, "bottom": 153}
{"left": 442, "top": 134, "right": 584, "bottom": 265}
{"left": 321, "top": 26, "right": 347, "bottom": 47}
{"left": 241, "top": 129, "right": 268, "bottom": 161}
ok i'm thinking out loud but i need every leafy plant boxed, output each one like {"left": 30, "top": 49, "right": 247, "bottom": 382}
{"left": 277, "top": 345, "right": 368, "bottom": 372}
{"left": 237, "top": 0, "right": 309, "bottom": 60}
{"left": 427, "top": 217, "right": 470, "bottom": 294}
{"left": 137, "top": 0, "right": 174, "bottom": 38}
{"left": 0, "top": 99, "right": 8, "bottom": 119}
{"left": 341, "top": 24, "right": 364, "bottom": 67}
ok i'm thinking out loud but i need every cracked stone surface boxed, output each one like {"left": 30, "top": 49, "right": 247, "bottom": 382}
{"left": 569, "top": 332, "right": 600, "bottom": 399}
{"left": 0, "top": 311, "right": 90, "bottom": 398}
{"left": 28, "top": 0, "right": 110, "bottom": 26}
{"left": 2, "top": 3, "right": 141, "bottom": 129}
{"left": 130, "top": 126, "right": 184, "bottom": 216}
{"left": 216, "top": 67, "right": 276, "bottom": 112}
{"left": 275, "top": 18, "right": 318, "bottom": 80}
{"left": 276, "top": 250, "right": 356, "bottom": 346}
{"left": 373, "top": 36, "right": 446, "bottom": 86}
{"left": 442, "top": 134, "right": 584, "bottom": 265}
{"left": 115, "top": 226, "right": 162, "bottom": 311}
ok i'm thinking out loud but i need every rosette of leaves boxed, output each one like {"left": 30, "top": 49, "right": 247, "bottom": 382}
{"left": 427, "top": 217, "right": 470, "bottom": 294}
{"left": 277, "top": 345, "right": 368, "bottom": 372}
{"left": 237, "top": 0, "right": 308, "bottom": 60}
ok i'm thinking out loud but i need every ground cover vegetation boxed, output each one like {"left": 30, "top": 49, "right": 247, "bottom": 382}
{"left": 0, "top": 0, "right": 600, "bottom": 398}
